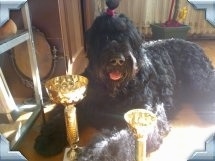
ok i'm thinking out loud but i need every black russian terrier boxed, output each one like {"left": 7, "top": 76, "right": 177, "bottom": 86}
{"left": 34, "top": 0, "right": 215, "bottom": 159}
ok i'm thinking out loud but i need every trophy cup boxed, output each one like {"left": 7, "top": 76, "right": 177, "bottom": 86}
{"left": 45, "top": 75, "right": 88, "bottom": 160}
{"left": 124, "top": 109, "right": 157, "bottom": 161}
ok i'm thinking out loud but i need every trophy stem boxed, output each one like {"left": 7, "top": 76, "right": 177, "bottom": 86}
{"left": 64, "top": 105, "right": 79, "bottom": 160}
{"left": 136, "top": 138, "right": 147, "bottom": 161}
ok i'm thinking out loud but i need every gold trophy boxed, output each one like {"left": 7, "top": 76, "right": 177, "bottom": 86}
{"left": 124, "top": 109, "right": 157, "bottom": 161}
{"left": 45, "top": 75, "right": 88, "bottom": 160}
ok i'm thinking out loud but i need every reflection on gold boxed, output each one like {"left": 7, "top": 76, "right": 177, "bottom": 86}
{"left": 45, "top": 75, "right": 88, "bottom": 161}
{"left": 45, "top": 75, "right": 88, "bottom": 106}
{"left": 124, "top": 109, "right": 157, "bottom": 161}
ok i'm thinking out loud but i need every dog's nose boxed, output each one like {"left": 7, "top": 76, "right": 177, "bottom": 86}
{"left": 109, "top": 56, "right": 125, "bottom": 66}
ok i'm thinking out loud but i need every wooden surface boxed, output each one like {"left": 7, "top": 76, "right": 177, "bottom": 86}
{"left": 58, "top": 0, "right": 85, "bottom": 74}
{"left": 17, "top": 40, "right": 215, "bottom": 161}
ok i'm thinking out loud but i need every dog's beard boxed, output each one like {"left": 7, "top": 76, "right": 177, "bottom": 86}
{"left": 97, "top": 51, "right": 138, "bottom": 97}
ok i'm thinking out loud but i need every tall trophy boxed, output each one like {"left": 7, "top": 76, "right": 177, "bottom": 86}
{"left": 124, "top": 109, "right": 157, "bottom": 161}
{"left": 45, "top": 75, "right": 88, "bottom": 160}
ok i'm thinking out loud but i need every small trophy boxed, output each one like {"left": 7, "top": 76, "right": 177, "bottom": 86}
{"left": 45, "top": 75, "right": 88, "bottom": 160}
{"left": 124, "top": 109, "right": 157, "bottom": 161}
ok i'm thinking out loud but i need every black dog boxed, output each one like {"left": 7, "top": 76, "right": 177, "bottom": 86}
{"left": 34, "top": 0, "right": 215, "bottom": 159}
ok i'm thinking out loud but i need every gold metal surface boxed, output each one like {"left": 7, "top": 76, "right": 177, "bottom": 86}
{"left": 45, "top": 75, "right": 88, "bottom": 161}
{"left": 45, "top": 75, "right": 88, "bottom": 106}
{"left": 64, "top": 105, "right": 79, "bottom": 145}
{"left": 124, "top": 109, "right": 157, "bottom": 161}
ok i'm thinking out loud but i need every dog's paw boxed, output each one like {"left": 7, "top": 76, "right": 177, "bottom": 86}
{"left": 34, "top": 109, "right": 68, "bottom": 156}
{"left": 34, "top": 132, "right": 67, "bottom": 156}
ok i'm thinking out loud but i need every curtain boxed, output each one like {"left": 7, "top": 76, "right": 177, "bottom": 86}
{"left": 94, "top": 0, "right": 215, "bottom": 37}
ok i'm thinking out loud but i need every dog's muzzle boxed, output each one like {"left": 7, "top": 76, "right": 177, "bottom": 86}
{"left": 108, "top": 55, "right": 125, "bottom": 80}
{"left": 106, "top": 51, "right": 138, "bottom": 82}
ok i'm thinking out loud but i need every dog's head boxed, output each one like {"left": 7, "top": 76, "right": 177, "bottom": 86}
{"left": 85, "top": 0, "right": 144, "bottom": 96}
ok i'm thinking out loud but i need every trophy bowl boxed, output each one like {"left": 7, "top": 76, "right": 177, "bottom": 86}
{"left": 124, "top": 109, "right": 157, "bottom": 138}
{"left": 45, "top": 75, "right": 88, "bottom": 106}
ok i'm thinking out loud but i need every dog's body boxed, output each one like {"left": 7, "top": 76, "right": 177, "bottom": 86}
{"left": 75, "top": 39, "right": 215, "bottom": 160}
{"left": 34, "top": 1, "right": 215, "bottom": 159}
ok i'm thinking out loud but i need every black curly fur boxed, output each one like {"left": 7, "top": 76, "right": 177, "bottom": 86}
{"left": 77, "top": 127, "right": 165, "bottom": 161}
{"left": 34, "top": 1, "right": 215, "bottom": 159}
{"left": 78, "top": 129, "right": 136, "bottom": 161}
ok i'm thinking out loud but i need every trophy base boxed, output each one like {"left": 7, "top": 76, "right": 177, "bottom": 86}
{"left": 63, "top": 147, "right": 83, "bottom": 161}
